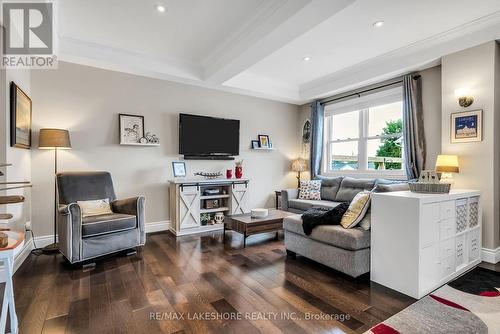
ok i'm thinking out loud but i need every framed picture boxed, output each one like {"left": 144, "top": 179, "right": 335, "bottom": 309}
{"left": 119, "top": 114, "right": 144, "bottom": 144}
{"left": 258, "top": 135, "right": 270, "bottom": 148}
{"left": 172, "top": 161, "right": 187, "bottom": 177}
{"left": 302, "top": 119, "right": 311, "bottom": 144}
{"left": 251, "top": 140, "right": 260, "bottom": 149}
{"left": 451, "top": 110, "right": 482, "bottom": 143}
{"left": 10, "top": 82, "right": 32, "bottom": 149}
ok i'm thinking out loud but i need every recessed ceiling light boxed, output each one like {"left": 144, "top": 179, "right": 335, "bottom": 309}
{"left": 373, "top": 21, "right": 384, "bottom": 28}
{"left": 303, "top": 56, "right": 311, "bottom": 61}
{"left": 156, "top": 4, "right": 166, "bottom": 13}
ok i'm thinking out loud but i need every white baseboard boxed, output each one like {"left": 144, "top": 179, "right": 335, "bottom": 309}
{"left": 482, "top": 247, "right": 500, "bottom": 264}
{"left": 145, "top": 220, "right": 170, "bottom": 233}
{"left": 33, "top": 235, "right": 57, "bottom": 249}
{"left": 13, "top": 238, "right": 34, "bottom": 273}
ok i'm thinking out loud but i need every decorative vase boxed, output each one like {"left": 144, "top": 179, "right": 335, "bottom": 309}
{"left": 226, "top": 169, "right": 233, "bottom": 179}
{"left": 214, "top": 212, "right": 225, "bottom": 224}
{"left": 235, "top": 166, "right": 243, "bottom": 179}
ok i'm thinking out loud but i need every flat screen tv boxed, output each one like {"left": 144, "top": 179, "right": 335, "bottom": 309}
{"left": 179, "top": 113, "right": 240, "bottom": 159}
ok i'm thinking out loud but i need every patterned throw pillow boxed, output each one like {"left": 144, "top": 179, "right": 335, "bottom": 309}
{"left": 340, "top": 191, "right": 371, "bottom": 228}
{"left": 77, "top": 198, "right": 113, "bottom": 217}
{"left": 298, "top": 180, "right": 322, "bottom": 200}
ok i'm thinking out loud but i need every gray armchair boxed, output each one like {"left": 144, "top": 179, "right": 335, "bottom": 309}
{"left": 57, "top": 171, "right": 145, "bottom": 264}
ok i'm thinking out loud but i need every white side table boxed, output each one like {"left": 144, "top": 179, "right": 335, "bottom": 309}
{"left": 0, "top": 231, "right": 24, "bottom": 334}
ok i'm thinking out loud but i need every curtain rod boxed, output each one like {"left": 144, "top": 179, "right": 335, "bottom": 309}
{"left": 318, "top": 74, "right": 421, "bottom": 106}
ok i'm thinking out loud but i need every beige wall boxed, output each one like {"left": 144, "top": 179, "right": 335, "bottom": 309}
{"left": 441, "top": 41, "right": 499, "bottom": 250}
{"left": 30, "top": 62, "right": 300, "bottom": 237}
{"left": 420, "top": 66, "right": 442, "bottom": 169}
{"left": 0, "top": 68, "right": 32, "bottom": 236}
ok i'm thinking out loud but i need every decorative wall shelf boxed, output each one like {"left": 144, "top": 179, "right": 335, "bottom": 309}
{"left": 251, "top": 147, "right": 275, "bottom": 151}
{"left": 0, "top": 196, "right": 25, "bottom": 205}
{"left": 120, "top": 143, "right": 160, "bottom": 147}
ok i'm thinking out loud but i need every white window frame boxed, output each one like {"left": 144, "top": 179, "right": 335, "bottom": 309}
{"left": 322, "top": 88, "right": 406, "bottom": 179}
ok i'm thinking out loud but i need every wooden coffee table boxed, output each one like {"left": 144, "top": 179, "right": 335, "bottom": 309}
{"left": 224, "top": 209, "right": 294, "bottom": 248}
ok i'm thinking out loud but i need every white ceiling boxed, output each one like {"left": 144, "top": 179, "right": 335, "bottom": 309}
{"left": 57, "top": 0, "right": 500, "bottom": 105}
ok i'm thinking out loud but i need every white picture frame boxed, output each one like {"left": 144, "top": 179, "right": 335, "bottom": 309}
{"left": 450, "top": 109, "right": 482, "bottom": 143}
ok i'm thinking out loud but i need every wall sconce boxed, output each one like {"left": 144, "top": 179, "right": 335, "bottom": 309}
{"left": 454, "top": 88, "right": 474, "bottom": 108}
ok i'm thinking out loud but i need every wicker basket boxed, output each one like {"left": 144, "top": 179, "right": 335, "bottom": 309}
{"left": 409, "top": 182, "right": 450, "bottom": 194}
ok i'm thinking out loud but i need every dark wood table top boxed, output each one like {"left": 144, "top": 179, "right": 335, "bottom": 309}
{"left": 229, "top": 209, "right": 295, "bottom": 225}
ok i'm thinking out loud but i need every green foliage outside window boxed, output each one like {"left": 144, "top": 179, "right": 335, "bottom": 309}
{"left": 375, "top": 119, "right": 402, "bottom": 170}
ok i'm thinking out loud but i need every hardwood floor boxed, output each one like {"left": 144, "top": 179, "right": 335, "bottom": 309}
{"left": 13, "top": 231, "right": 417, "bottom": 334}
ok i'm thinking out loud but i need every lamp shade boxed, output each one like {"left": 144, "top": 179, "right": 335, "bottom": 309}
{"left": 38, "top": 128, "right": 72, "bottom": 149}
{"left": 435, "top": 155, "right": 459, "bottom": 173}
{"left": 292, "top": 158, "right": 307, "bottom": 172}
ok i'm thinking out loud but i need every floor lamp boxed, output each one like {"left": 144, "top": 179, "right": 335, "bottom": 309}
{"left": 38, "top": 128, "right": 72, "bottom": 253}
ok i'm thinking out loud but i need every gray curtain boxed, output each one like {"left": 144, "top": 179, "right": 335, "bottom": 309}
{"left": 403, "top": 74, "right": 426, "bottom": 179}
{"left": 310, "top": 100, "right": 324, "bottom": 179}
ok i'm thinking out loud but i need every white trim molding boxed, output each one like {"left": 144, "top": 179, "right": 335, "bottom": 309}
{"left": 145, "top": 221, "right": 171, "bottom": 233}
{"left": 13, "top": 238, "right": 33, "bottom": 273}
{"left": 482, "top": 247, "right": 500, "bottom": 264}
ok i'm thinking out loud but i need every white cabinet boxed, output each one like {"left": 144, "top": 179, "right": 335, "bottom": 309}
{"left": 178, "top": 185, "right": 200, "bottom": 229}
{"left": 231, "top": 182, "right": 249, "bottom": 214}
{"left": 371, "top": 190, "right": 481, "bottom": 299}
{"left": 170, "top": 178, "right": 250, "bottom": 236}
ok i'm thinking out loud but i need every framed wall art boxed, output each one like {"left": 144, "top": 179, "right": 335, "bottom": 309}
{"left": 451, "top": 109, "right": 482, "bottom": 143}
{"left": 172, "top": 161, "right": 187, "bottom": 178}
{"left": 10, "top": 82, "right": 32, "bottom": 149}
{"left": 258, "top": 134, "right": 270, "bottom": 148}
{"left": 119, "top": 114, "right": 144, "bottom": 144}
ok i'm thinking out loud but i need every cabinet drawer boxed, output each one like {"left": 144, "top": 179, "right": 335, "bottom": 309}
{"left": 438, "top": 256, "right": 455, "bottom": 280}
{"left": 421, "top": 203, "right": 440, "bottom": 247}
{"left": 439, "top": 218, "right": 455, "bottom": 240}
{"left": 440, "top": 201, "right": 455, "bottom": 219}
{"left": 439, "top": 238, "right": 455, "bottom": 259}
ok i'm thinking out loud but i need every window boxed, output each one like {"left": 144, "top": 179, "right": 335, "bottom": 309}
{"left": 324, "top": 87, "right": 404, "bottom": 175}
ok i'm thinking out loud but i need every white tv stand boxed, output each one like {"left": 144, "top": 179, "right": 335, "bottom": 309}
{"left": 169, "top": 178, "right": 250, "bottom": 236}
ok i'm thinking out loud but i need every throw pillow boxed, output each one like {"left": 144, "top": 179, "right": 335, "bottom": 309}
{"left": 298, "top": 180, "right": 321, "bottom": 200}
{"left": 340, "top": 191, "right": 371, "bottom": 228}
{"left": 77, "top": 198, "right": 113, "bottom": 217}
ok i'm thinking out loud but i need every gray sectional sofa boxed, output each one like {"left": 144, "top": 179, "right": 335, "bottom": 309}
{"left": 281, "top": 176, "right": 409, "bottom": 277}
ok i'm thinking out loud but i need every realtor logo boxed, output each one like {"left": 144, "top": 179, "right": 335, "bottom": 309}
{"left": 1, "top": 1, "right": 57, "bottom": 68}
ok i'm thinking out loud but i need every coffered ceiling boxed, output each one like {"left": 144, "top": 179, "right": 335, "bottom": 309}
{"left": 58, "top": 0, "right": 500, "bottom": 104}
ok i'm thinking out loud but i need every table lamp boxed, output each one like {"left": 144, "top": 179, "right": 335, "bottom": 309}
{"left": 291, "top": 158, "right": 307, "bottom": 188}
{"left": 435, "top": 155, "right": 459, "bottom": 184}
{"left": 39, "top": 129, "right": 72, "bottom": 253}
